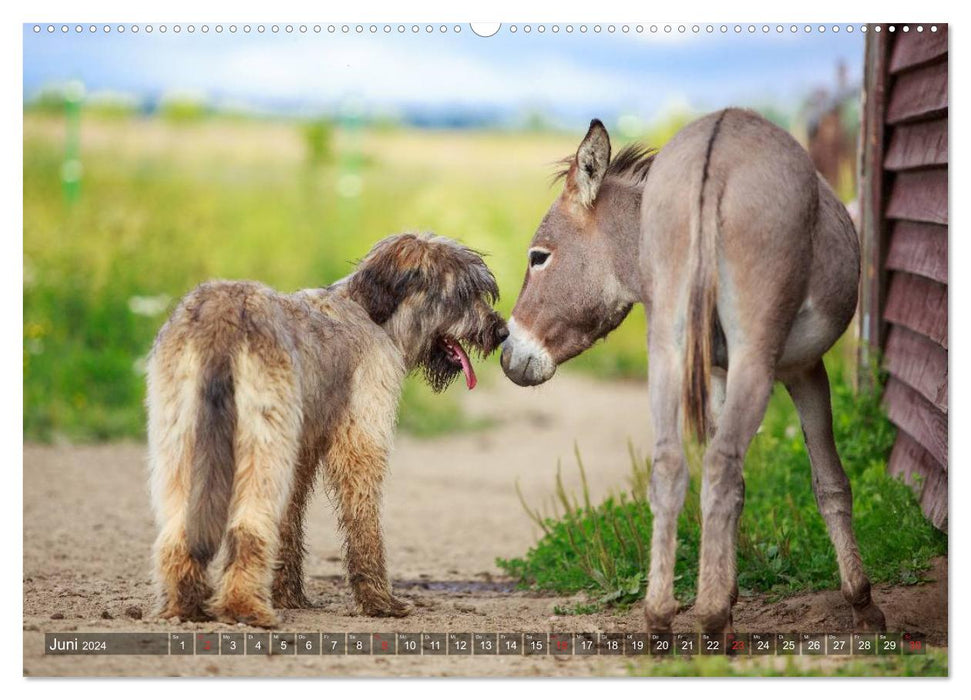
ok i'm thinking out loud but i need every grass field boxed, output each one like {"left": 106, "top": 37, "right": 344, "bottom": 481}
{"left": 497, "top": 358, "right": 947, "bottom": 611}
{"left": 24, "top": 112, "right": 660, "bottom": 441}
{"left": 627, "top": 648, "right": 948, "bottom": 677}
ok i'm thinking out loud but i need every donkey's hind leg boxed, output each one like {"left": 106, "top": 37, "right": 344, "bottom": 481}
{"left": 707, "top": 367, "right": 739, "bottom": 609}
{"left": 210, "top": 349, "right": 301, "bottom": 628}
{"left": 694, "top": 353, "right": 775, "bottom": 633}
{"left": 707, "top": 367, "right": 727, "bottom": 439}
{"left": 644, "top": 337, "right": 690, "bottom": 632}
{"left": 783, "top": 361, "right": 886, "bottom": 631}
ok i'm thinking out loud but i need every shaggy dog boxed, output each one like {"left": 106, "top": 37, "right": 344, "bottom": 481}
{"left": 147, "top": 233, "right": 507, "bottom": 627}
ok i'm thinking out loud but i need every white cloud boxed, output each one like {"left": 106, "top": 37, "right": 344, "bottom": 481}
{"left": 24, "top": 30, "right": 862, "bottom": 125}
{"left": 134, "top": 36, "right": 666, "bottom": 112}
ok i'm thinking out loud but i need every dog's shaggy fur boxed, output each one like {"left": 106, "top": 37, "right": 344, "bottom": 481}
{"left": 147, "top": 233, "right": 506, "bottom": 627}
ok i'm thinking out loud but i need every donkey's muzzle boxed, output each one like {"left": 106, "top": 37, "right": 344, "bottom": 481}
{"left": 499, "top": 317, "right": 556, "bottom": 387}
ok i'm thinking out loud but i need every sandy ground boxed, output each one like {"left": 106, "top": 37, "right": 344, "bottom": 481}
{"left": 23, "top": 371, "right": 947, "bottom": 677}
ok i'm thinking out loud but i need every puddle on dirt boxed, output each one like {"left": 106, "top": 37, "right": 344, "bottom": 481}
{"left": 394, "top": 580, "right": 519, "bottom": 594}
{"left": 308, "top": 575, "right": 518, "bottom": 594}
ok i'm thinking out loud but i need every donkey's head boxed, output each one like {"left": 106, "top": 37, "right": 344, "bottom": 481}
{"left": 501, "top": 120, "right": 652, "bottom": 386}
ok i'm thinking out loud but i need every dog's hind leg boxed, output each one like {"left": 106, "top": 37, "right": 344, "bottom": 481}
{"left": 327, "top": 354, "right": 410, "bottom": 618}
{"left": 272, "top": 450, "right": 319, "bottom": 609}
{"left": 148, "top": 347, "right": 213, "bottom": 622}
{"left": 210, "top": 347, "right": 301, "bottom": 628}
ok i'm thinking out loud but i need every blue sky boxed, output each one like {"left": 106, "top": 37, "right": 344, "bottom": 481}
{"left": 23, "top": 25, "right": 863, "bottom": 125}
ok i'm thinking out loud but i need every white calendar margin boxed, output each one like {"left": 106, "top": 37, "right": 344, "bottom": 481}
{"left": 4, "top": 0, "right": 963, "bottom": 696}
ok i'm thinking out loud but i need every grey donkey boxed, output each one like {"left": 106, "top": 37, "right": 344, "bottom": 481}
{"left": 500, "top": 108, "right": 887, "bottom": 634}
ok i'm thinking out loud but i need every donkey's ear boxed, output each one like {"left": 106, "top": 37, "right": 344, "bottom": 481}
{"left": 570, "top": 119, "right": 611, "bottom": 208}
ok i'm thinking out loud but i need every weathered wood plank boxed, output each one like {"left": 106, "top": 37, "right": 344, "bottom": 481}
{"left": 919, "top": 467, "right": 948, "bottom": 531}
{"left": 886, "top": 61, "right": 948, "bottom": 124}
{"left": 889, "top": 26, "right": 948, "bottom": 73}
{"left": 883, "top": 271, "right": 948, "bottom": 348}
{"left": 858, "top": 29, "right": 891, "bottom": 361}
{"left": 888, "top": 431, "right": 947, "bottom": 530}
{"left": 883, "top": 377, "right": 948, "bottom": 466}
{"left": 885, "top": 168, "right": 948, "bottom": 225}
{"left": 889, "top": 430, "right": 944, "bottom": 479}
{"left": 885, "top": 220, "right": 947, "bottom": 283}
{"left": 884, "top": 118, "right": 948, "bottom": 170}
{"left": 884, "top": 324, "right": 948, "bottom": 412}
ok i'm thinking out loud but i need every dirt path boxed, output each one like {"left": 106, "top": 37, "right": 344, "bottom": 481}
{"left": 23, "top": 371, "right": 947, "bottom": 677}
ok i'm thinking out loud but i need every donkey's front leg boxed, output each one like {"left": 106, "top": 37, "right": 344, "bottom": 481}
{"left": 783, "top": 361, "right": 886, "bottom": 631}
{"left": 644, "top": 342, "right": 690, "bottom": 632}
{"left": 695, "top": 358, "right": 774, "bottom": 633}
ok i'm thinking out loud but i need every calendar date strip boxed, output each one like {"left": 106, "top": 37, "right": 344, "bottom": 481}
{"left": 44, "top": 631, "right": 928, "bottom": 656}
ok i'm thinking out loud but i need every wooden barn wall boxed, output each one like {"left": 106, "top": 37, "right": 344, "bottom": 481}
{"left": 860, "top": 25, "right": 948, "bottom": 530}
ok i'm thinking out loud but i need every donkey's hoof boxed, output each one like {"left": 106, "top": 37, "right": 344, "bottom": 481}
{"left": 695, "top": 605, "right": 734, "bottom": 634}
{"left": 853, "top": 603, "right": 887, "bottom": 632}
{"left": 644, "top": 601, "right": 677, "bottom": 634}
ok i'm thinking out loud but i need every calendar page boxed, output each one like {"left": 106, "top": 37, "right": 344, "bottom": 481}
{"left": 21, "top": 15, "right": 949, "bottom": 681}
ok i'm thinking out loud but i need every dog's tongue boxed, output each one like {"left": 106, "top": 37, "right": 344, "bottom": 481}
{"left": 446, "top": 339, "right": 477, "bottom": 390}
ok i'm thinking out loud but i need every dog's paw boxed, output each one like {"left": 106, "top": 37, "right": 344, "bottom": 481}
{"left": 273, "top": 595, "right": 312, "bottom": 610}
{"left": 214, "top": 599, "right": 279, "bottom": 628}
{"left": 157, "top": 604, "right": 179, "bottom": 620}
{"left": 158, "top": 602, "right": 213, "bottom": 623}
{"left": 272, "top": 586, "right": 312, "bottom": 610}
{"left": 361, "top": 595, "right": 413, "bottom": 618}
{"left": 218, "top": 609, "right": 279, "bottom": 629}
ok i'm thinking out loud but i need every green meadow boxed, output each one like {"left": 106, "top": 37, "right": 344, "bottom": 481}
{"left": 497, "top": 358, "right": 947, "bottom": 609}
{"left": 24, "top": 111, "right": 663, "bottom": 441}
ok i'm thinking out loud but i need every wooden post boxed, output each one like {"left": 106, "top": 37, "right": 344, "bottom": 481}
{"left": 857, "top": 26, "right": 890, "bottom": 387}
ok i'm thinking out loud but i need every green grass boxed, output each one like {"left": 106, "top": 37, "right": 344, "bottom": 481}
{"left": 19, "top": 108, "right": 861, "bottom": 442}
{"left": 626, "top": 648, "right": 947, "bottom": 677}
{"left": 396, "top": 378, "right": 494, "bottom": 438}
{"left": 22, "top": 114, "right": 594, "bottom": 441}
{"left": 496, "top": 362, "right": 947, "bottom": 609}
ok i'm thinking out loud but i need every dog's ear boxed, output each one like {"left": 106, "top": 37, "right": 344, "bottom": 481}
{"left": 347, "top": 236, "right": 422, "bottom": 325}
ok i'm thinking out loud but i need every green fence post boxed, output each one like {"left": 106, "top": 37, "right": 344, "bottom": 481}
{"left": 61, "top": 80, "right": 84, "bottom": 203}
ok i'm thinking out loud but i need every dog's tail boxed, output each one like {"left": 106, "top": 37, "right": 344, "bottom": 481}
{"left": 682, "top": 110, "right": 726, "bottom": 442}
{"left": 186, "top": 353, "right": 237, "bottom": 565}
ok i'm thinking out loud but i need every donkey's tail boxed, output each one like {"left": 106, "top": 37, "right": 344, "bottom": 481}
{"left": 682, "top": 110, "right": 727, "bottom": 442}
{"left": 186, "top": 353, "right": 237, "bottom": 565}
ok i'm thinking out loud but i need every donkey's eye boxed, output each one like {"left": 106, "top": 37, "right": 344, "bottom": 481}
{"left": 529, "top": 250, "right": 551, "bottom": 269}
